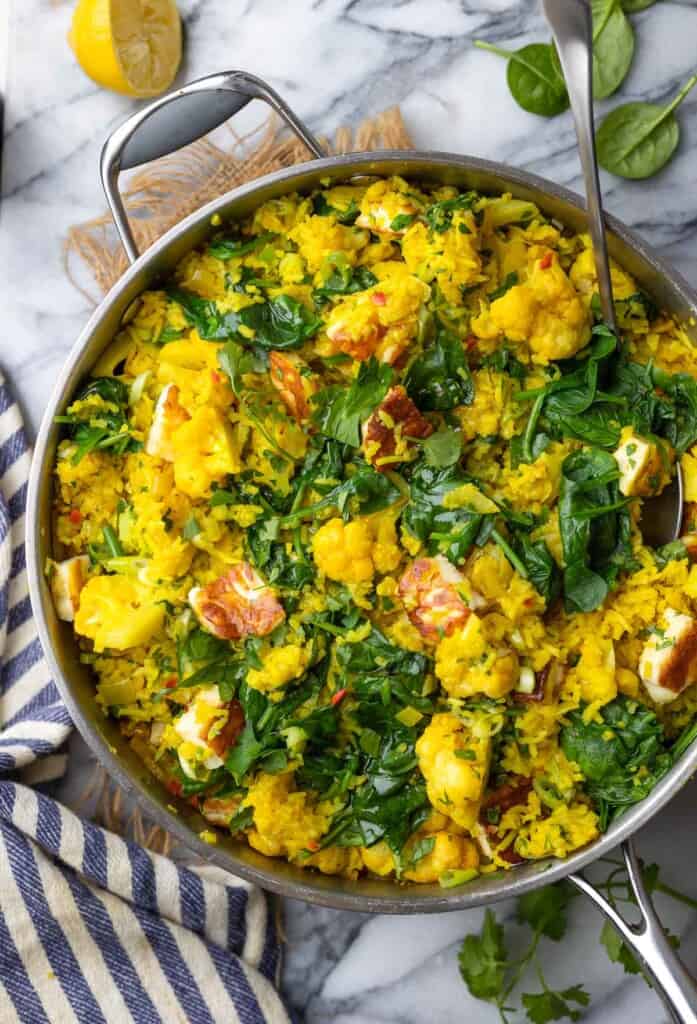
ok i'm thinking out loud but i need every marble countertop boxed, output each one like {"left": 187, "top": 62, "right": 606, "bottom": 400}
{"left": 4, "top": 1, "right": 697, "bottom": 1020}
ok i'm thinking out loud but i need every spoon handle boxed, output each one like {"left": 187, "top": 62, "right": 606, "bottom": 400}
{"left": 543, "top": 0, "right": 618, "bottom": 334}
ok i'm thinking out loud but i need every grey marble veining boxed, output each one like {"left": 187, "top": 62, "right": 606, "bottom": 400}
{"left": 4, "top": 1, "right": 697, "bottom": 1021}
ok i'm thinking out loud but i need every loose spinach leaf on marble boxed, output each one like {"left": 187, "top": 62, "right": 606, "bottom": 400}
{"left": 312, "top": 356, "right": 393, "bottom": 446}
{"left": 591, "top": 0, "right": 635, "bottom": 100}
{"left": 596, "top": 74, "right": 697, "bottom": 179}
{"left": 404, "top": 329, "right": 473, "bottom": 411}
{"left": 474, "top": 40, "right": 569, "bottom": 117}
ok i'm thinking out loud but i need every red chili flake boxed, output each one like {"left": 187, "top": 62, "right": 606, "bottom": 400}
{"left": 306, "top": 839, "right": 320, "bottom": 852}
{"left": 371, "top": 291, "right": 387, "bottom": 306}
{"left": 524, "top": 597, "right": 535, "bottom": 607}
{"left": 187, "top": 795, "right": 200, "bottom": 809}
{"left": 164, "top": 676, "right": 178, "bottom": 689}
{"left": 166, "top": 779, "right": 183, "bottom": 797}
{"left": 68, "top": 508, "right": 82, "bottom": 525}
{"left": 331, "top": 688, "right": 348, "bottom": 707}
{"left": 539, "top": 252, "right": 553, "bottom": 270}
{"left": 211, "top": 370, "right": 222, "bottom": 383}
{"left": 465, "top": 335, "right": 478, "bottom": 350}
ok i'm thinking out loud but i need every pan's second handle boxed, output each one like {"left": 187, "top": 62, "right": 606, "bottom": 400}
{"left": 569, "top": 840, "right": 697, "bottom": 1024}
{"left": 100, "top": 70, "right": 328, "bottom": 265}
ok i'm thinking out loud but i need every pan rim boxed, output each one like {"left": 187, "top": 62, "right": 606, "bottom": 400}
{"left": 26, "top": 149, "right": 697, "bottom": 913}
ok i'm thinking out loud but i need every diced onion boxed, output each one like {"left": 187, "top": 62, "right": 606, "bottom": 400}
{"left": 516, "top": 666, "right": 536, "bottom": 694}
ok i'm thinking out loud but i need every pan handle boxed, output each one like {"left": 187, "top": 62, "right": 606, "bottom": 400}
{"left": 569, "top": 839, "right": 697, "bottom": 1024}
{"left": 99, "top": 70, "right": 327, "bottom": 265}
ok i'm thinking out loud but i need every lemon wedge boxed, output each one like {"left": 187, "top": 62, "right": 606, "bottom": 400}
{"left": 69, "top": 0, "right": 182, "bottom": 98}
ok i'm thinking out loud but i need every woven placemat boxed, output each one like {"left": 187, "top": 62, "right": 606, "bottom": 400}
{"left": 65, "top": 106, "right": 413, "bottom": 850}
{"left": 65, "top": 108, "right": 413, "bottom": 303}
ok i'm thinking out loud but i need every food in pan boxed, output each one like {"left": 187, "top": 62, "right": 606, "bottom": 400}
{"left": 50, "top": 175, "right": 697, "bottom": 884}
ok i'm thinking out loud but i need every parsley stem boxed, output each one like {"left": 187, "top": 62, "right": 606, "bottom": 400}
{"left": 102, "top": 524, "right": 123, "bottom": 558}
{"left": 654, "top": 881, "right": 697, "bottom": 912}
{"left": 521, "top": 393, "right": 545, "bottom": 463}
{"left": 491, "top": 528, "right": 528, "bottom": 580}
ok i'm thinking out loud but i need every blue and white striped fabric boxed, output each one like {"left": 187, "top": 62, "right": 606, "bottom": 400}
{"left": 0, "top": 374, "right": 289, "bottom": 1024}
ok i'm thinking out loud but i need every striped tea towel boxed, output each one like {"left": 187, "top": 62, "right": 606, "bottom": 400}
{"left": 0, "top": 373, "right": 290, "bottom": 1024}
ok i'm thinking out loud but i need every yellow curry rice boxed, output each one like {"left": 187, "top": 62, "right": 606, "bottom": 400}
{"left": 50, "top": 175, "right": 697, "bottom": 884}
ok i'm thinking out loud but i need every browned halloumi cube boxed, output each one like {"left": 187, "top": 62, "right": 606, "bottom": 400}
{"left": 362, "top": 385, "right": 432, "bottom": 471}
{"left": 613, "top": 426, "right": 672, "bottom": 498}
{"left": 638, "top": 608, "right": 697, "bottom": 704}
{"left": 145, "top": 383, "right": 190, "bottom": 462}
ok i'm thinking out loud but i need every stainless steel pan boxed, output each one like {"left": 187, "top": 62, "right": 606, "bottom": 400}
{"left": 25, "top": 70, "right": 697, "bottom": 1021}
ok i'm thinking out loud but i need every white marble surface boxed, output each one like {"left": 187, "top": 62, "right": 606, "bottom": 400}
{"left": 4, "top": 0, "right": 697, "bottom": 1020}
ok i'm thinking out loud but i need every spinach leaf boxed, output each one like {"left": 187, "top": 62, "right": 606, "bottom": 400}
{"left": 217, "top": 341, "right": 268, "bottom": 397}
{"left": 312, "top": 357, "right": 393, "bottom": 446}
{"left": 479, "top": 346, "right": 527, "bottom": 381}
{"left": 312, "top": 193, "right": 360, "bottom": 224}
{"left": 246, "top": 526, "right": 314, "bottom": 591}
{"left": 487, "top": 271, "right": 519, "bottom": 301}
{"left": 424, "top": 192, "right": 478, "bottom": 233}
{"left": 591, "top": 0, "right": 635, "bottom": 100}
{"left": 621, "top": 0, "right": 657, "bottom": 8}
{"left": 422, "top": 428, "right": 463, "bottom": 468}
{"left": 651, "top": 366, "right": 697, "bottom": 454}
{"left": 169, "top": 288, "right": 242, "bottom": 340}
{"left": 239, "top": 295, "right": 323, "bottom": 349}
{"left": 560, "top": 696, "right": 691, "bottom": 828}
{"left": 55, "top": 377, "right": 137, "bottom": 463}
{"left": 474, "top": 41, "right": 569, "bottom": 117}
{"left": 596, "top": 75, "right": 697, "bottom": 180}
{"left": 275, "top": 459, "right": 400, "bottom": 530}
{"left": 511, "top": 533, "right": 562, "bottom": 607}
{"left": 558, "top": 448, "right": 634, "bottom": 613}
{"left": 208, "top": 231, "right": 275, "bottom": 260}
{"left": 654, "top": 540, "right": 689, "bottom": 570}
{"left": 171, "top": 289, "right": 321, "bottom": 349}
{"left": 313, "top": 265, "right": 378, "bottom": 304}
{"left": 404, "top": 329, "right": 473, "bottom": 411}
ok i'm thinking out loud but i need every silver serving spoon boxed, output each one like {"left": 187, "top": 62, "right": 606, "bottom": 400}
{"left": 543, "top": 0, "right": 683, "bottom": 548}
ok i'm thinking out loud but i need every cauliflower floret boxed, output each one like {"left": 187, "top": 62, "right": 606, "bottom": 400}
{"left": 471, "top": 249, "right": 590, "bottom": 364}
{"left": 614, "top": 426, "right": 672, "bottom": 498}
{"left": 50, "top": 555, "right": 90, "bottom": 622}
{"left": 289, "top": 215, "right": 367, "bottom": 272}
{"left": 398, "top": 556, "right": 471, "bottom": 645}
{"left": 189, "top": 563, "right": 285, "bottom": 640}
{"left": 157, "top": 337, "right": 233, "bottom": 410}
{"left": 435, "top": 613, "right": 519, "bottom": 698}
{"left": 401, "top": 211, "right": 482, "bottom": 303}
{"left": 355, "top": 177, "right": 422, "bottom": 236}
{"left": 360, "top": 831, "right": 479, "bottom": 882}
{"left": 74, "top": 575, "right": 165, "bottom": 652}
{"left": 243, "top": 771, "right": 332, "bottom": 859}
{"left": 416, "top": 712, "right": 491, "bottom": 828}
{"left": 325, "top": 273, "right": 430, "bottom": 364}
{"left": 312, "top": 513, "right": 401, "bottom": 584}
{"left": 246, "top": 643, "right": 310, "bottom": 694}
{"left": 362, "top": 385, "right": 432, "bottom": 470}
{"left": 145, "top": 383, "right": 191, "bottom": 462}
{"left": 171, "top": 406, "right": 241, "bottom": 499}
{"left": 569, "top": 243, "right": 639, "bottom": 301}
{"left": 639, "top": 608, "right": 697, "bottom": 704}
{"left": 269, "top": 351, "right": 317, "bottom": 421}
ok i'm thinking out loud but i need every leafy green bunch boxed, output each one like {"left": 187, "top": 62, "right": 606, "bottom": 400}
{"left": 475, "top": 1, "right": 697, "bottom": 180}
